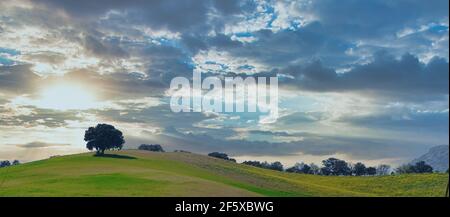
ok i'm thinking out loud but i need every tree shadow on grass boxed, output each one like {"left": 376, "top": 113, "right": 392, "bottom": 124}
{"left": 93, "top": 153, "right": 137, "bottom": 160}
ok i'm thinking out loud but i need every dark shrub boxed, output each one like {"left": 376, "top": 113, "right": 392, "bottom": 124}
{"left": 286, "top": 166, "right": 301, "bottom": 173}
{"left": 208, "top": 152, "right": 236, "bottom": 162}
{"left": 365, "top": 167, "right": 377, "bottom": 176}
{"left": 0, "top": 160, "right": 11, "bottom": 168}
{"left": 174, "top": 150, "right": 191, "bottom": 153}
{"left": 138, "top": 144, "right": 165, "bottom": 152}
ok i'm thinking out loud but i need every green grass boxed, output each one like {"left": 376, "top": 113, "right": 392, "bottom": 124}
{"left": 0, "top": 150, "right": 447, "bottom": 196}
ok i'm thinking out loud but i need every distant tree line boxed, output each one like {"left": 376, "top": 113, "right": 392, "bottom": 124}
{"left": 242, "top": 160, "right": 284, "bottom": 171}
{"left": 243, "top": 158, "right": 388, "bottom": 176}
{"left": 0, "top": 160, "right": 20, "bottom": 168}
{"left": 257, "top": 158, "right": 435, "bottom": 176}
{"left": 206, "top": 151, "right": 438, "bottom": 176}
{"left": 130, "top": 140, "right": 442, "bottom": 176}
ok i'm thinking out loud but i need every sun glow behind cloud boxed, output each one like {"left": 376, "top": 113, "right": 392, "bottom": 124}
{"left": 37, "top": 83, "right": 98, "bottom": 110}
{"left": 9, "top": 82, "right": 100, "bottom": 111}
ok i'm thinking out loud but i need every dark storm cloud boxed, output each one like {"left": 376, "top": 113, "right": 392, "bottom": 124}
{"left": 221, "top": 25, "right": 353, "bottom": 68}
{"left": 282, "top": 52, "right": 449, "bottom": 101}
{"left": 82, "top": 34, "right": 129, "bottom": 59}
{"left": 211, "top": 0, "right": 242, "bottom": 15}
{"left": 140, "top": 44, "right": 194, "bottom": 83}
{"left": 337, "top": 110, "right": 449, "bottom": 134}
{"left": 181, "top": 33, "right": 243, "bottom": 54}
{"left": 0, "top": 5, "right": 69, "bottom": 29}
{"left": 0, "top": 64, "right": 41, "bottom": 94}
{"left": 63, "top": 32, "right": 195, "bottom": 88}
{"left": 306, "top": 0, "right": 449, "bottom": 39}
{"left": 91, "top": 103, "right": 217, "bottom": 129}
{"left": 32, "top": 0, "right": 241, "bottom": 32}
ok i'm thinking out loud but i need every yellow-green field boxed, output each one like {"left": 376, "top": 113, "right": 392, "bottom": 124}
{"left": 0, "top": 150, "right": 447, "bottom": 196}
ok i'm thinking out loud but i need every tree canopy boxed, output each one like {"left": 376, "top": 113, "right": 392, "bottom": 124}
{"left": 84, "top": 124, "right": 125, "bottom": 155}
{"left": 322, "top": 158, "right": 352, "bottom": 176}
{"left": 396, "top": 161, "right": 434, "bottom": 174}
{"left": 352, "top": 162, "right": 367, "bottom": 176}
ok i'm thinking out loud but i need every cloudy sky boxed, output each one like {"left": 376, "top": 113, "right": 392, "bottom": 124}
{"left": 0, "top": 0, "right": 448, "bottom": 166}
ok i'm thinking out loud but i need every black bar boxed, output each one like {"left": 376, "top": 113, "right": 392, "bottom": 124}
{"left": 0, "top": 197, "right": 448, "bottom": 216}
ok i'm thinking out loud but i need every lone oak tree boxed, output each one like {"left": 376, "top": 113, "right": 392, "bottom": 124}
{"left": 84, "top": 124, "right": 125, "bottom": 155}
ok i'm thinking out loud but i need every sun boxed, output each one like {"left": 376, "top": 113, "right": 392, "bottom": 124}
{"left": 38, "top": 83, "right": 98, "bottom": 110}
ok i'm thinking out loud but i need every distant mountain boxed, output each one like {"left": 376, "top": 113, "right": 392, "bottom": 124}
{"left": 412, "top": 145, "right": 449, "bottom": 172}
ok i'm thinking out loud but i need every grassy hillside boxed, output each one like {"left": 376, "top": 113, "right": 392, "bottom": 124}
{"left": 0, "top": 150, "right": 448, "bottom": 197}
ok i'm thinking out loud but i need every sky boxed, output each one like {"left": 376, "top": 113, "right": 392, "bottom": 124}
{"left": 0, "top": 0, "right": 448, "bottom": 167}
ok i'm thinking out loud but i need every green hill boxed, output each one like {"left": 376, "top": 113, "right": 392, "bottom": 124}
{"left": 0, "top": 150, "right": 447, "bottom": 196}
